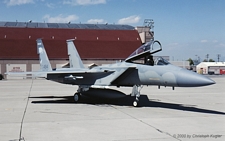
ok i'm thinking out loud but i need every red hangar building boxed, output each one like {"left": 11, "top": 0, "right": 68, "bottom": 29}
{"left": 0, "top": 21, "right": 144, "bottom": 79}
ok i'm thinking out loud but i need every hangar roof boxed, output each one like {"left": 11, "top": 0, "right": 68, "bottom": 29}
{"left": 197, "top": 62, "right": 225, "bottom": 67}
{"left": 0, "top": 24, "right": 142, "bottom": 60}
{"left": 0, "top": 21, "right": 134, "bottom": 30}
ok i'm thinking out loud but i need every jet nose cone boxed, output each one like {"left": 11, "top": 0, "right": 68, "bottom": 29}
{"left": 177, "top": 69, "right": 215, "bottom": 87}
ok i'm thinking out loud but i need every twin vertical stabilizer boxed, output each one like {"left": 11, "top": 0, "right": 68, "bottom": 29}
{"left": 36, "top": 39, "right": 84, "bottom": 72}
{"left": 36, "top": 39, "right": 52, "bottom": 71}
{"left": 66, "top": 39, "right": 85, "bottom": 69}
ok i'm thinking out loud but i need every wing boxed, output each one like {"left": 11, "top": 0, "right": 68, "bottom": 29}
{"left": 46, "top": 70, "right": 115, "bottom": 85}
{"left": 46, "top": 66, "right": 137, "bottom": 87}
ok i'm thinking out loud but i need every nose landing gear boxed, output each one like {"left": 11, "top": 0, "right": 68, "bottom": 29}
{"left": 131, "top": 85, "right": 143, "bottom": 107}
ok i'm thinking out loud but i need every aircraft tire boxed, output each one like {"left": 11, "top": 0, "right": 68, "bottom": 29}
{"left": 74, "top": 93, "right": 80, "bottom": 102}
{"left": 133, "top": 100, "right": 138, "bottom": 107}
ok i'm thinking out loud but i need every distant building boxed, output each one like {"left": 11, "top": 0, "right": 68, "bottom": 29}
{"left": 197, "top": 62, "right": 225, "bottom": 75}
{"left": 135, "top": 26, "right": 154, "bottom": 43}
{"left": 135, "top": 19, "right": 154, "bottom": 43}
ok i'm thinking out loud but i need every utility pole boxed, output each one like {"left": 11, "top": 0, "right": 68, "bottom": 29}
{"left": 217, "top": 54, "right": 221, "bottom": 62}
{"left": 206, "top": 54, "right": 209, "bottom": 62}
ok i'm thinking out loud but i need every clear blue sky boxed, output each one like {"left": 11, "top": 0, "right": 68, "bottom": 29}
{"left": 1, "top": 0, "right": 225, "bottom": 61}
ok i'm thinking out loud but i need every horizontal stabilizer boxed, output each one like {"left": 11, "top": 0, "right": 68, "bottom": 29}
{"left": 5, "top": 71, "right": 48, "bottom": 78}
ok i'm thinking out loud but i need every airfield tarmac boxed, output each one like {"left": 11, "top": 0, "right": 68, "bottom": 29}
{"left": 0, "top": 76, "right": 224, "bottom": 141}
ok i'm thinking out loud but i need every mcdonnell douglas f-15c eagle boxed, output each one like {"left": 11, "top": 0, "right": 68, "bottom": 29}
{"left": 7, "top": 39, "right": 215, "bottom": 107}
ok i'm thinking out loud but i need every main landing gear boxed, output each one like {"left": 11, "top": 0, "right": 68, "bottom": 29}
{"left": 73, "top": 85, "right": 143, "bottom": 107}
{"left": 131, "top": 85, "right": 143, "bottom": 107}
{"left": 74, "top": 93, "right": 80, "bottom": 102}
{"left": 73, "top": 86, "right": 89, "bottom": 102}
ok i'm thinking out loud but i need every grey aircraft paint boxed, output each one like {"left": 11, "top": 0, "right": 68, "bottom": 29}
{"left": 6, "top": 39, "right": 215, "bottom": 106}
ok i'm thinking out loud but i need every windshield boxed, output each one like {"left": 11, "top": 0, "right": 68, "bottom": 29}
{"left": 154, "top": 57, "right": 170, "bottom": 65}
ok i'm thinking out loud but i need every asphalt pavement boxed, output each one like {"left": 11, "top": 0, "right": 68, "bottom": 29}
{"left": 0, "top": 76, "right": 224, "bottom": 141}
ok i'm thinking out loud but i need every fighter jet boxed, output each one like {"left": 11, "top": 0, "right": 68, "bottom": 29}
{"left": 37, "top": 39, "right": 215, "bottom": 107}
{"left": 6, "top": 39, "right": 215, "bottom": 107}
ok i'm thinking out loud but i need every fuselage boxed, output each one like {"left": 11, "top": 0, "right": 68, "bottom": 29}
{"left": 94, "top": 61, "right": 215, "bottom": 87}
{"left": 47, "top": 61, "right": 215, "bottom": 88}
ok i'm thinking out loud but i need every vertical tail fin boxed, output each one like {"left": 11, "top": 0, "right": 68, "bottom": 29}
{"left": 66, "top": 39, "right": 85, "bottom": 68}
{"left": 36, "top": 39, "right": 52, "bottom": 71}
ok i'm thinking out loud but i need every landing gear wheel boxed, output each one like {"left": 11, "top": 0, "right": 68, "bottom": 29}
{"left": 131, "top": 85, "right": 142, "bottom": 107}
{"left": 74, "top": 93, "right": 80, "bottom": 102}
{"left": 133, "top": 100, "right": 139, "bottom": 107}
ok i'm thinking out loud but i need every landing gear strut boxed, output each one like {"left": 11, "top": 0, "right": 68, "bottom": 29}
{"left": 131, "top": 85, "right": 143, "bottom": 107}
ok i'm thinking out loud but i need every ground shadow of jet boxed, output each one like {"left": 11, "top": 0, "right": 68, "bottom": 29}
{"left": 30, "top": 94, "right": 225, "bottom": 115}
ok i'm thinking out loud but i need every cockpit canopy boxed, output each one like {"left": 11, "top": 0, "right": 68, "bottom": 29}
{"left": 124, "top": 40, "right": 170, "bottom": 66}
{"left": 125, "top": 39, "right": 162, "bottom": 63}
{"left": 154, "top": 57, "right": 170, "bottom": 65}
{"left": 128, "top": 40, "right": 153, "bottom": 58}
